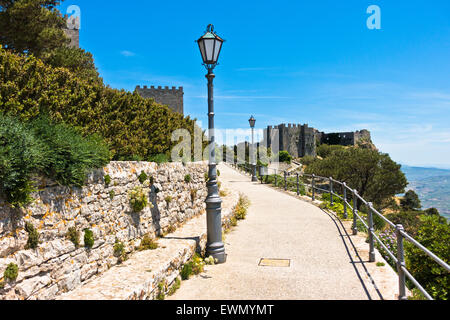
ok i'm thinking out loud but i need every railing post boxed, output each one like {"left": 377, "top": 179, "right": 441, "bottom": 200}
{"left": 352, "top": 189, "right": 358, "bottom": 235}
{"left": 395, "top": 224, "right": 407, "bottom": 300}
{"left": 284, "top": 171, "right": 287, "bottom": 191}
{"left": 329, "top": 177, "right": 333, "bottom": 205}
{"left": 367, "top": 202, "right": 376, "bottom": 262}
{"left": 343, "top": 182, "right": 348, "bottom": 219}
{"left": 312, "top": 174, "right": 315, "bottom": 201}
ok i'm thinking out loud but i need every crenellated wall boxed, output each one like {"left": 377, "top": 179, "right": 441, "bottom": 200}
{"left": 135, "top": 85, "right": 184, "bottom": 115}
{"left": 0, "top": 161, "right": 208, "bottom": 300}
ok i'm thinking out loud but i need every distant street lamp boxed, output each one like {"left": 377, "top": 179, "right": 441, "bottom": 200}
{"left": 196, "top": 24, "right": 226, "bottom": 264}
{"left": 249, "top": 116, "right": 258, "bottom": 182}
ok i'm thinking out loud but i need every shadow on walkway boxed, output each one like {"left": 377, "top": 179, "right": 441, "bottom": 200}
{"left": 321, "top": 208, "right": 384, "bottom": 300}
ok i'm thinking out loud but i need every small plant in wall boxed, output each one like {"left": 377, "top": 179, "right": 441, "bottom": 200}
{"left": 129, "top": 186, "right": 150, "bottom": 212}
{"left": 66, "top": 226, "right": 80, "bottom": 248}
{"left": 84, "top": 228, "right": 94, "bottom": 249}
{"left": 3, "top": 263, "right": 19, "bottom": 282}
{"left": 113, "top": 238, "right": 127, "bottom": 263}
{"left": 190, "top": 188, "right": 197, "bottom": 202}
{"left": 137, "top": 234, "right": 158, "bottom": 251}
{"left": 138, "top": 171, "right": 148, "bottom": 184}
{"left": 24, "top": 222, "right": 40, "bottom": 250}
{"left": 156, "top": 280, "right": 167, "bottom": 300}
{"left": 180, "top": 253, "right": 206, "bottom": 280}
{"left": 164, "top": 195, "right": 172, "bottom": 207}
{"left": 184, "top": 174, "right": 191, "bottom": 183}
{"left": 104, "top": 174, "right": 112, "bottom": 187}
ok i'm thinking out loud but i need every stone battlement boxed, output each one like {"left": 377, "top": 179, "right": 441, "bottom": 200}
{"left": 264, "top": 123, "right": 372, "bottom": 158}
{"left": 135, "top": 85, "right": 184, "bottom": 115}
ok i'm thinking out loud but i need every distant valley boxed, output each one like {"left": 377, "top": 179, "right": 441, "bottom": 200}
{"left": 401, "top": 165, "right": 450, "bottom": 219}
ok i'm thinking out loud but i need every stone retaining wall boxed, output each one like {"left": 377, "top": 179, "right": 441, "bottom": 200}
{"left": 0, "top": 161, "right": 208, "bottom": 300}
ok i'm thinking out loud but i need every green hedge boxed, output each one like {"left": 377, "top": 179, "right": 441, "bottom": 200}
{"left": 0, "top": 48, "right": 202, "bottom": 160}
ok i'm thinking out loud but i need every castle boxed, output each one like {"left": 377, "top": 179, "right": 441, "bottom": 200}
{"left": 264, "top": 123, "right": 372, "bottom": 158}
{"left": 135, "top": 86, "right": 184, "bottom": 115}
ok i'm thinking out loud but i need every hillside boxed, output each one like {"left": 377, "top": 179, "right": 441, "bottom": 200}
{"left": 401, "top": 166, "right": 450, "bottom": 219}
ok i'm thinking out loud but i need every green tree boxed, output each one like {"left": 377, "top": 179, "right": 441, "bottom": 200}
{"left": 401, "top": 190, "right": 422, "bottom": 211}
{"left": 43, "top": 46, "right": 101, "bottom": 81}
{"left": 316, "top": 144, "right": 345, "bottom": 158}
{"left": 277, "top": 150, "right": 292, "bottom": 163}
{"left": 305, "top": 147, "right": 407, "bottom": 210}
{"left": 0, "top": 0, "right": 69, "bottom": 58}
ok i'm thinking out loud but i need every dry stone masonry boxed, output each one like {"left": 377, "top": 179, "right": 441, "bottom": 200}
{"left": 0, "top": 161, "right": 208, "bottom": 300}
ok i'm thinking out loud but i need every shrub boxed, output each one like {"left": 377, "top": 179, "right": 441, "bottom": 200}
{"left": 66, "top": 227, "right": 80, "bottom": 248}
{"left": 191, "top": 253, "right": 205, "bottom": 275}
{"left": 148, "top": 154, "right": 170, "bottom": 164}
{"left": 4, "top": 263, "right": 18, "bottom": 282}
{"left": 168, "top": 277, "right": 181, "bottom": 296}
{"left": 165, "top": 196, "right": 172, "bottom": 204}
{"left": 113, "top": 238, "right": 127, "bottom": 263}
{"left": 156, "top": 281, "right": 166, "bottom": 300}
{"left": 24, "top": 222, "right": 39, "bottom": 249}
{"left": 278, "top": 151, "right": 292, "bottom": 163}
{"left": 0, "top": 114, "right": 46, "bottom": 207}
{"left": 29, "top": 116, "right": 110, "bottom": 187}
{"left": 109, "top": 190, "right": 115, "bottom": 200}
{"left": 138, "top": 171, "right": 148, "bottom": 184}
{"left": 0, "top": 113, "right": 111, "bottom": 208}
{"left": 300, "top": 155, "right": 316, "bottom": 166}
{"left": 184, "top": 174, "right": 191, "bottom": 183}
{"left": 84, "top": 229, "right": 94, "bottom": 249}
{"left": 104, "top": 175, "right": 111, "bottom": 186}
{"left": 138, "top": 234, "right": 158, "bottom": 251}
{"left": 404, "top": 216, "right": 450, "bottom": 300}
{"left": 235, "top": 195, "right": 250, "bottom": 220}
{"left": 129, "top": 186, "right": 148, "bottom": 212}
{"left": 375, "top": 230, "right": 397, "bottom": 268}
{"left": 180, "top": 262, "right": 193, "bottom": 280}
{"left": 316, "top": 144, "right": 345, "bottom": 158}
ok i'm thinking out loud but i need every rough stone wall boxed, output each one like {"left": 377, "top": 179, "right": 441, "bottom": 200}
{"left": 63, "top": 28, "right": 79, "bottom": 48}
{"left": 135, "top": 86, "right": 184, "bottom": 115}
{"left": 264, "top": 124, "right": 317, "bottom": 158}
{"left": 0, "top": 161, "right": 207, "bottom": 300}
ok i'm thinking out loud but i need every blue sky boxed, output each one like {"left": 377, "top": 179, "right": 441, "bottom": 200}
{"left": 60, "top": 0, "right": 450, "bottom": 168}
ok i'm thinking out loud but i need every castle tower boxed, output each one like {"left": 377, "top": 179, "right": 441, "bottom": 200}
{"left": 64, "top": 15, "right": 80, "bottom": 48}
{"left": 135, "top": 86, "right": 184, "bottom": 115}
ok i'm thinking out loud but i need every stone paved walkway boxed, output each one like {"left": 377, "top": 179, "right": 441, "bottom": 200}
{"left": 168, "top": 163, "right": 402, "bottom": 300}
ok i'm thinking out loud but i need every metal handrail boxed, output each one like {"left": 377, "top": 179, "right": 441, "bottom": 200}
{"left": 227, "top": 160, "right": 450, "bottom": 300}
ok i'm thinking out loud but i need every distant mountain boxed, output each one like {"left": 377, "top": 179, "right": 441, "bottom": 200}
{"left": 401, "top": 165, "right": 450, "bottom": 219}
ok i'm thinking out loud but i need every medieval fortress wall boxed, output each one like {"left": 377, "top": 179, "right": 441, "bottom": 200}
{"left": 135, "top": 86, "right": 184, "bottom": 115}
{"left": 264, "top": 124, "right": 372, "bottom": 158}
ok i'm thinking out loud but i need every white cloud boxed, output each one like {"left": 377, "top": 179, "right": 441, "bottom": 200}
{"left": 120, "top": 50, "right": 136, "bottom": 57}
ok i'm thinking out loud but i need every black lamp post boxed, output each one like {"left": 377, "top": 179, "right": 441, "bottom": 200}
{"left": 248, "top": 116, "right": 258, "bottom": 182}
{"left": 196, "top": 24, "right": 226, "bottom": 264}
